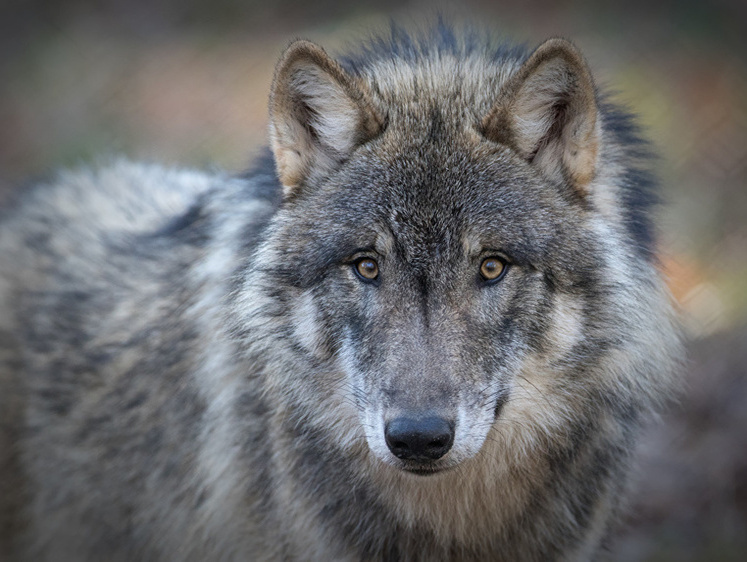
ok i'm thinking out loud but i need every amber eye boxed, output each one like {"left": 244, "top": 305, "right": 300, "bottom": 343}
{"left": 355, "top": 258, "right": 379, "bottom": 281}
{"left": 480, "top": 257, "right": 506, "bottom": 282}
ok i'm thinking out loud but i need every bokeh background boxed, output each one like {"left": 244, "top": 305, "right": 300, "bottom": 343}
{"left": 1, "top": 0, "right": 745, "bottom": 559}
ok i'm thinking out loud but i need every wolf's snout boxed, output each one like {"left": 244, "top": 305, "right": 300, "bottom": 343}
{"left": 384, "top": 416, "right": 455, "bottom": 461}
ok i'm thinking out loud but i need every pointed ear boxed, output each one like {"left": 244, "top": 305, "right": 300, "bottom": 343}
{"left": 481, "top": 38, "right": 600, "bottom": 193}
{"left": 269, "top": 40, "right": 385, "bottom": 197}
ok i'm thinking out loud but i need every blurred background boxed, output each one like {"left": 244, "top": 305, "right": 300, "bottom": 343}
{"left": 1, "top": 0, "right": 745, "bottom": 559}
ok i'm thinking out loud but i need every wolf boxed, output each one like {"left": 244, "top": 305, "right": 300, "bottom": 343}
{"left": 0, "top": 25, "right": 680, "bottom": 561}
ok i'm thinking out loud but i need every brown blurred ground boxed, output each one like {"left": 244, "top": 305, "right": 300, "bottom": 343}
{"left": 2, "top": 1, "right": 746, "bottom": 560}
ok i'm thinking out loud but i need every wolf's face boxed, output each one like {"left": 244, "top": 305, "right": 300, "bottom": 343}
{"left": 265, "top": 133, "right": 601, "bottom": 474}
{"left": 257, "top": 38, "right": 606, "bottom": 473}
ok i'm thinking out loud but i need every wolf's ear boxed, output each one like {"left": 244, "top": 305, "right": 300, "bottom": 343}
{"left": 269, "top": 40, "right": 385, "bottom": 197}
{"left": 481, "top": 38, "right": 599, "bottom": 193}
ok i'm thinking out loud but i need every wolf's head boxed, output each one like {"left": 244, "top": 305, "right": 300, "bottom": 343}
{"left": 238, "top": 31, "right": 674, "bottom": 477}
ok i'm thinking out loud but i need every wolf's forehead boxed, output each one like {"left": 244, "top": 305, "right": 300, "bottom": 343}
{"left": 352, "top": 150, "right": 531, "bottom": 233}
{"left": 369, "top": 193, "right": 511, "bottom": 264}
{"left": 343, "top": 161, "right": 561, "bottom": 268}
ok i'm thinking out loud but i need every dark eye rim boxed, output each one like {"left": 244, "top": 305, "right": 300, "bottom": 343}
{"left": 479, "top": 255, "right": 510, "bottom": 285}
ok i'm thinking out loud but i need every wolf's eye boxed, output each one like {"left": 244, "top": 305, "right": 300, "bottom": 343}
{"left": 355, "top": 258, "right": 379, "bottom": 281}
{"left": 480, "top": 257, "right": 506, "bottom": 283}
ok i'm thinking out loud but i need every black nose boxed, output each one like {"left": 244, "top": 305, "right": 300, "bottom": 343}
{"left": 385, "top": 416, "right": 455, "bottom": 461}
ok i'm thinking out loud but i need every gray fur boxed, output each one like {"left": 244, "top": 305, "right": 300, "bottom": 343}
{"left": 0, "top": 27, "right": 680, "bottom": 561}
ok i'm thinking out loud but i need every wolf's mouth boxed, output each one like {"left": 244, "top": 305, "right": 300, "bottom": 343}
{"left": 404, "top": 467, "right": 442, "bottom": 476}
{"left": 400, "top": 462, "right": 455, "bottom": 476}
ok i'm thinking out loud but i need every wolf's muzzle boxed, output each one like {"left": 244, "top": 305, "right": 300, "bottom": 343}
{"left": 384, "top": 415, "right": 455, "bottom": 461}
